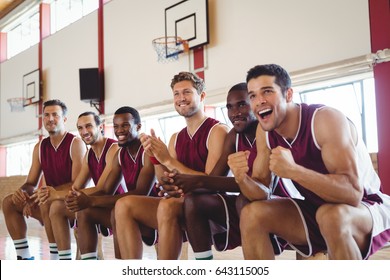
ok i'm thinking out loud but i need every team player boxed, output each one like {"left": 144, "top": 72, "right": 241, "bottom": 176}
{"left": 114, "top": 71, "right": 229, "bottom": 259}
{"left": 65, "top": 106, "right": 157, "bottom": 259}
{"left": 228, "top": 64, "right": 390, "bottom": 259}
{"left": 2, "top": 99, "right": 86, "bottom": 260}
{"left": 163, "top": 82, "right": 258, "bottom": 259}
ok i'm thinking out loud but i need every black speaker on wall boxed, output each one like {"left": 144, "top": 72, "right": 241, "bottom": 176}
{"left": 79, "top": 68, "right": 101, "bottom": 103}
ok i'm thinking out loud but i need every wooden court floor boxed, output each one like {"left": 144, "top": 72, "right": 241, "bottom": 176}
{"left": 0, "top": 210, "right": 389, "bottom": 260}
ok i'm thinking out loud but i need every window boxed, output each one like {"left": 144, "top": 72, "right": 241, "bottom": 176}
{"left": 50, "top": 0, "right": 99, "bottom": 34}
{"left": 6, "top": 140, "right": 36, "bottom": 176}
{"left": 141, "top": 114, "right": 186, "bottom": 144}
{"left": 7, "top": 12, "right": 40, "bottom": 59}
{"left": 297, "top": 78, "right": 377, "bottom": 152}
{"left": 3, "top": 0, "right": 99, "bottom": 59}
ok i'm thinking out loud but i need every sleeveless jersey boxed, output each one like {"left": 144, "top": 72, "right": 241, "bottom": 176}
{"left": 88, "top": 138, "right": 117, "bottom": 184}
{"left": 39, "top": 132, "right": 75, "bottom": 187}
{"left": 266, "top": 103, "right": 382, "bottom": 206}
{"left": 236, "top": 133, "right": 256, "bottom": 176}
{"left": 87, "top": 138, "right": 125, "bottom": 194}
{"left": 118, "top": 145, "right": 144, "bottom": 191}
{"left": 174, "top": 117, "right": 220, "bottom": 171}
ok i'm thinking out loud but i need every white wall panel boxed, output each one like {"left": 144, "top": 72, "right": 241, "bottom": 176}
{"left": 42, "top": 11, "right": 99, "bottom": 133}
{"left": 0, "top": 45, "right": 39, "bottom": 141}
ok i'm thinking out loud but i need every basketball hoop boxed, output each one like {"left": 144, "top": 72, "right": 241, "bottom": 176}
{"left": 7, "top": 97, "right": 25, "bottom": 112}
{"left": 152, "top": 36, "right": 189, "bottom": 63}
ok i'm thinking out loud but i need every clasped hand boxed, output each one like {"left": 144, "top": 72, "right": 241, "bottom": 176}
{"left": 158, "top": 170, "right": 184, "bottom": 198}
{"left": 64, "top": 188, "right": 90, "bottom": 212}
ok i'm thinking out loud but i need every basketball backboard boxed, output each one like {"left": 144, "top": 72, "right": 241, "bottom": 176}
{"left": 165, "top": 0, "right": 209, "bottom": 50}
{"left": 23, "top": 69, "right": 40, "bottom": 106}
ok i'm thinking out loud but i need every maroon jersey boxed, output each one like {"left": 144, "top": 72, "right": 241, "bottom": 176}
{"left": 267, "top": 103, "right": 327, "bottom": 207}
{"left": 39, "top": 132, "right": 75, "bottom": 187}
{"left": 88, "top": 138, "right": 116, "bottom": 184}
{"left": 87, "top": 138, "right": 125, "bottom": 194}
{"left": 175, "top": 117, "right": 220, "bottom": 171}
{"left": 236, "top": 133, "right": 256, "bottom": 176}
{"left": 118, "top": 145, "right": 144, "bottom": 191}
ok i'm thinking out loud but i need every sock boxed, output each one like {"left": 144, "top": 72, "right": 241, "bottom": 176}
{"left": 49, "top": 243, "right": 59, "bottom": 260}
{"left": 194, "top": 250, "right": 213, "bottom": 260}
{"left": 58, "top": 249, "right": 72, "bottom": 260}
{"left": 81, "top": 252, "right": 98, "bottom": 260}
{"left": 14, "top": 238, "right": 32, "bottom": 259}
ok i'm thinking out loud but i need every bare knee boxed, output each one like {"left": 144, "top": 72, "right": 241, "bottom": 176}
{"left": 2, "top": 194, "right": 15, "bottom": 212}
{"left": 76, "top": 208, "right": 93, "bottom": 224}
{"left": 115, "top": 197, "right": 134, "bottom": 220}
{"left": 183, "top": 193, "right": 202, "bottom": 216}
{"left": 316, "top": 204, "right": 349, "bottom": 238}
{"left": 240, "top": 201, "right": 270, "bottom": 233}
{"left": 49, "top": 200, "right": 66, "bottom": 219}
{"left": 157, "top": 198, "right": 182, "bottom": 224}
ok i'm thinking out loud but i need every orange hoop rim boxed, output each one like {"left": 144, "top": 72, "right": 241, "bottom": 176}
{"left": 152, "top": 36, "right": 189, "bottom": 52}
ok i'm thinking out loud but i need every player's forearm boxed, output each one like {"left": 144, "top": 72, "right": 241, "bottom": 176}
{"left": 81, "top": 187, "right": 105, "bottom": 196}
{"left": 21, "top": 183, "right": 36, "bottom": 196}
{"left": 163, "top": 157, "right": 205, "bottom": 175}
{"left": 89, "top": 194, "right": 125, "bottom": 208}
{"left": 237, "top": 175, "right": 269, "bottom": 201}
{"left": 289, "top": 165, "right": 362, "bottom": 206}
{"left": 192, "top": 176, "right": 239, "bottom": 193}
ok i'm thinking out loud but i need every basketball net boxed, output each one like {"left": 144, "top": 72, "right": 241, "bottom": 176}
{"left": 152, "top": 36, "right": 189, "bottom": 63}
{"left": 7, "top": 97, "right": 25, "bottom": 112}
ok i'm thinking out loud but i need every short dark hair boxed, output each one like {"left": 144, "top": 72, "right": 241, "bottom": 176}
{"left": 170, "top": 71, "right": 205, "bottom": 95}
{"left": 43, "top": 99, "right": 68, "bottom": 116}
{"left": 78, "top": 111, "right": 102, "bottom": 126}
{"left": 228, "top": 82, "right": 247, "bottom": 94}
{"left": 114, "top": 106, "right": 141, "bottom": 124}
{"left": 246, "top": 64, "right": 291, "bottom": 95}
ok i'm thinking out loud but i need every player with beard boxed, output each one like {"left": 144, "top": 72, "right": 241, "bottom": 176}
{"left": 2, "top": 99, "right": 86, "bottom": 260}
{"left": 37, "top": 111, "right": 124, "bottom": 260}
{"left": 114, "top": 72, "right": 229, "bottom": 259}
{"left": 65, "top": 106, "right": 157, "bottom": 259}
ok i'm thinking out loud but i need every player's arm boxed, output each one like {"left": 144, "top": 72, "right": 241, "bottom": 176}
{"left": 71, "top": 151, "right": 92, "bottom": 191}
{"left": 209, "top": 128, "right": 236, "bottom": 176}
{"left": 99, "top": 149, "right": 125, "bottom": 195}
{"left": 272, "top": 107, "right": 361, "bottom": 206}
{"left": 70, "top": 137, "right": 87, "bottom": 183}
{"left": 204, "top": 124, "right": 229, "bottom": 174}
